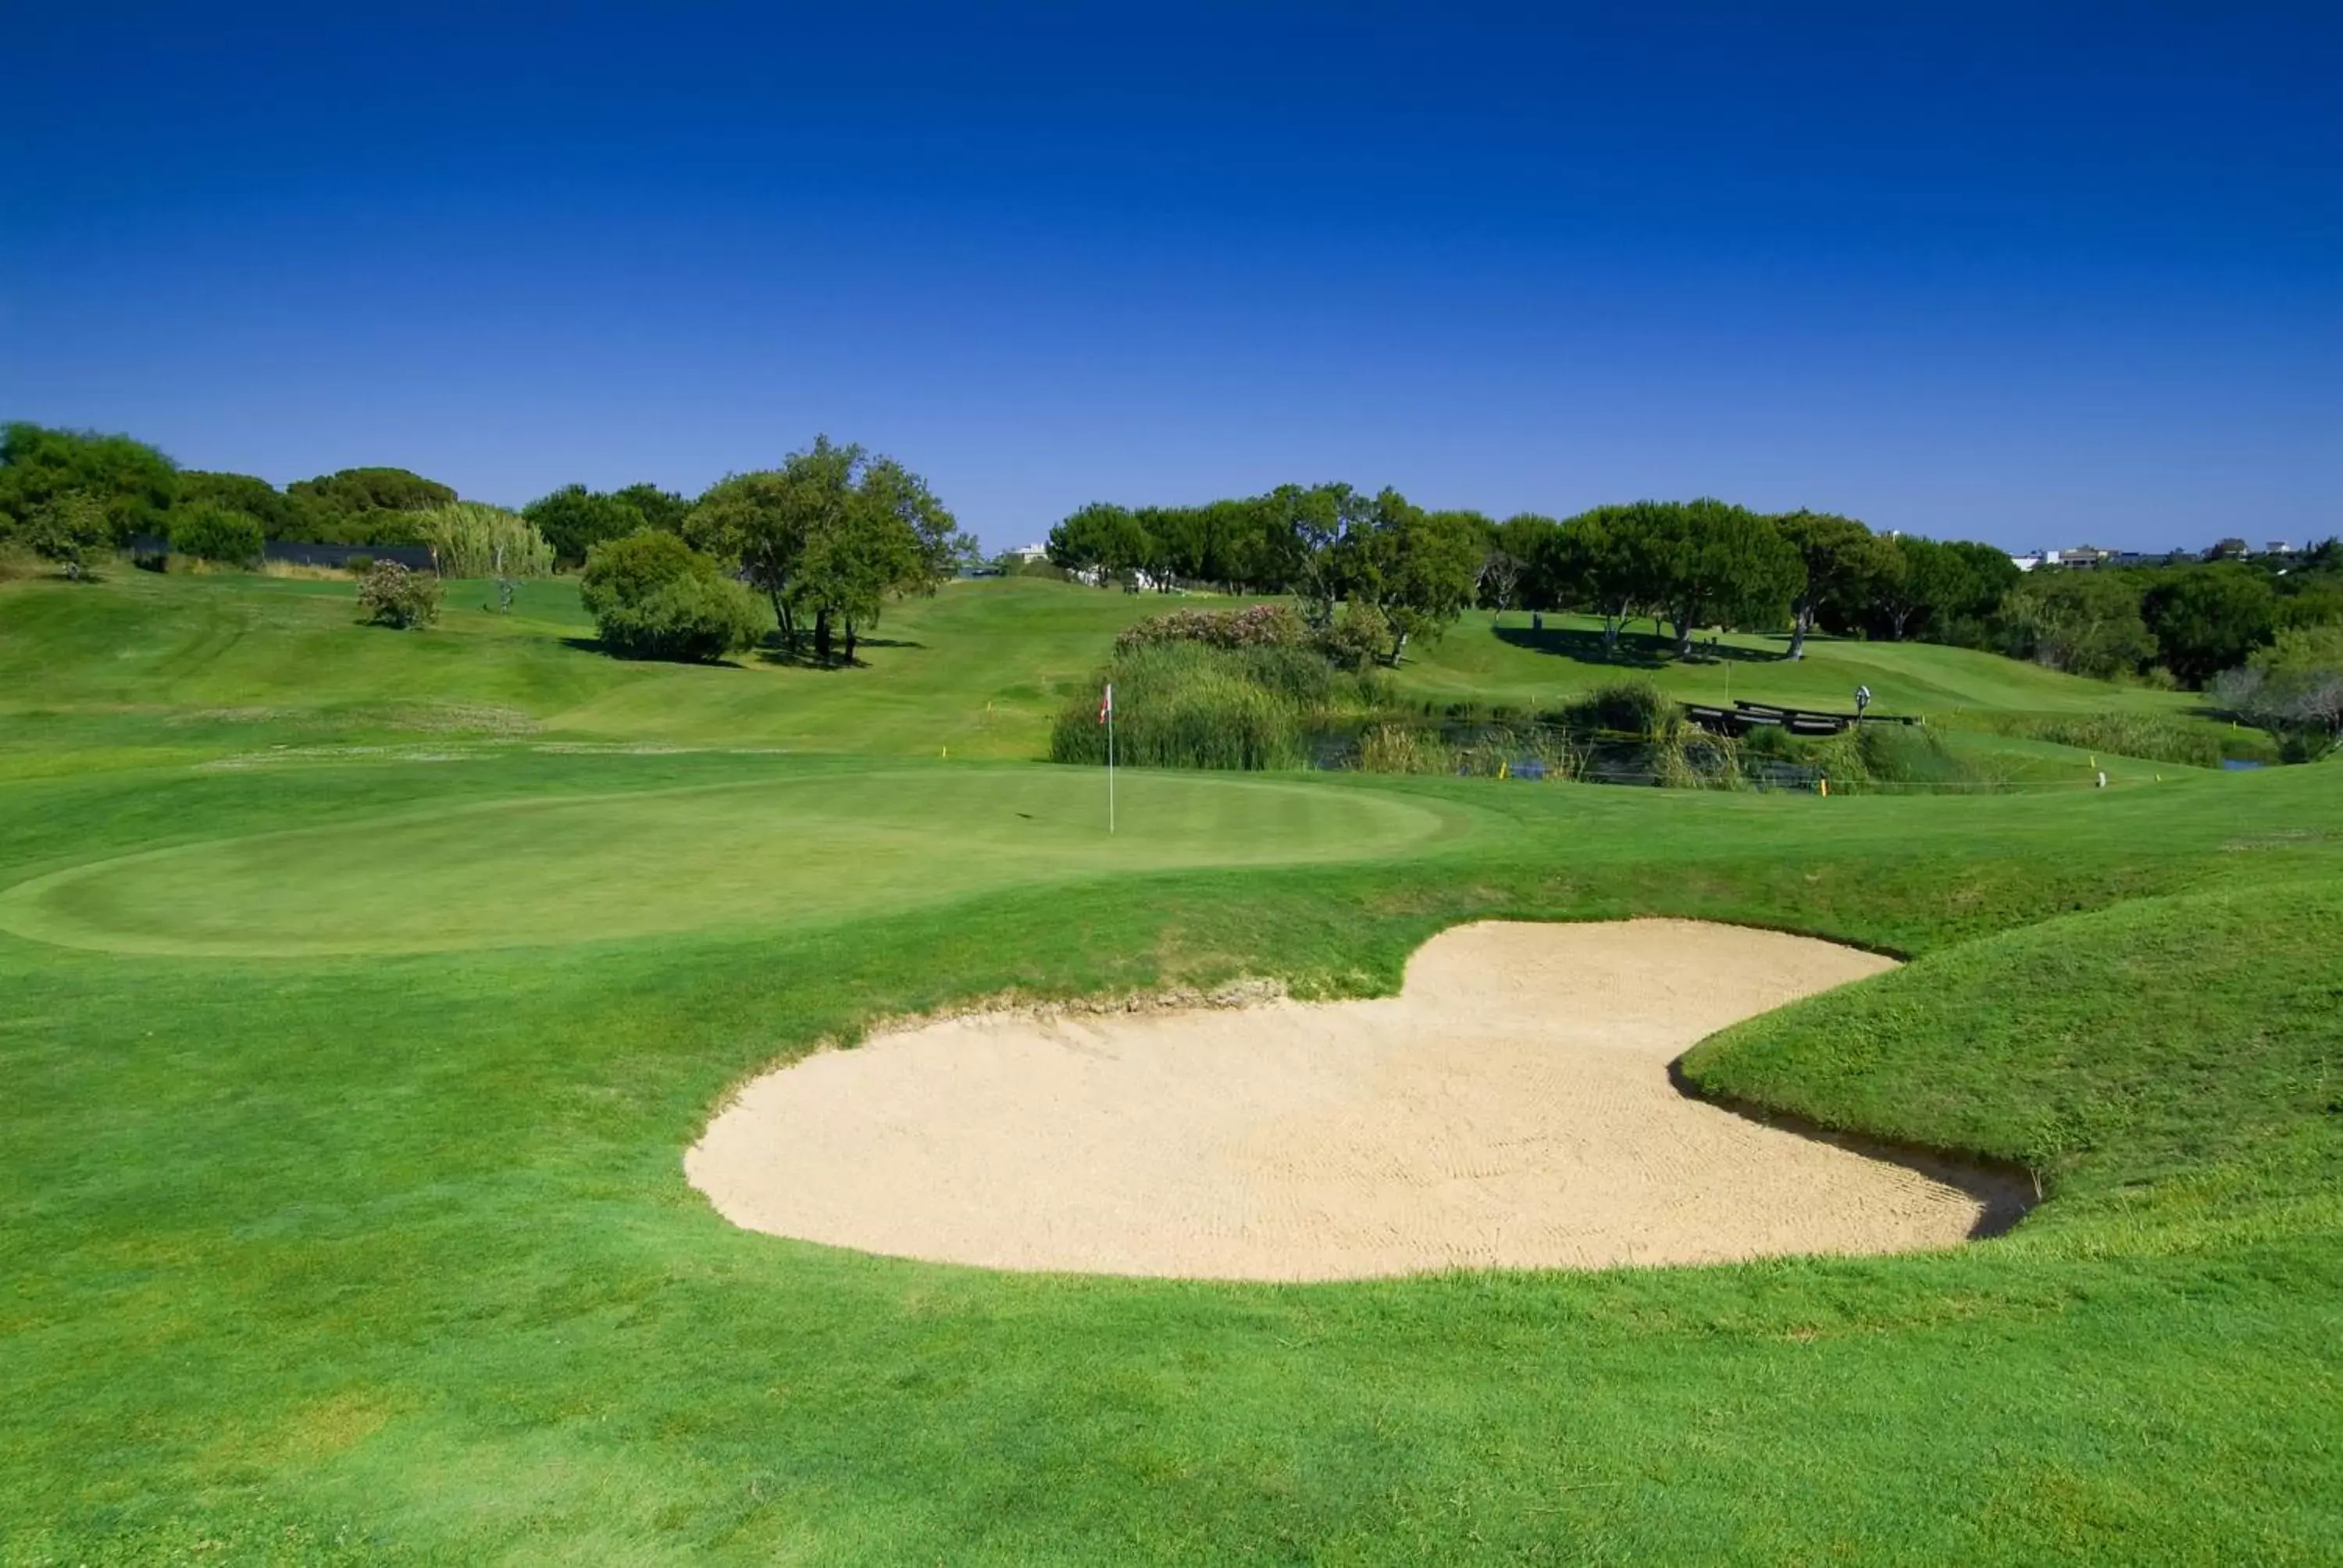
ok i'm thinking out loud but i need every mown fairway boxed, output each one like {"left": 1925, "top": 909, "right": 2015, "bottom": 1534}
{"left": 3, "top": 570, "right": 2339, "bottom": 1563}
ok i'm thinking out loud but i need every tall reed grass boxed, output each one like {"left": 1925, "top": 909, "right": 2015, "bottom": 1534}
{"left": 1984, "top": 711, "right": 2227, "bottom": 768}
{"left": 1050, "top": 643, "right": 1311, "bottom": 769}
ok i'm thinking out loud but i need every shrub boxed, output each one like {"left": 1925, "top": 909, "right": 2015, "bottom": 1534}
{"left": 1557, "top": 679, "right": 1676, "bottom": 737}
{"left": 344, "top": 555, "right": 375, "bottom": 576}
{"left": 20, "top": 492, "right": 111, "bottom": 579}
{"left": 1114, "top": 603, "right": 1307, "bottom": 654}
{"left": 1313, "top": 602, "right": 1390, "bottom": 672}
{"left": 167, "top": 502, "right": 265, "bottom": 567}
{"left": 356, "top": 561, "right": 442, "bottom": 629}
{"left": 580, "top": 530, "right": 762, "bottom": 662}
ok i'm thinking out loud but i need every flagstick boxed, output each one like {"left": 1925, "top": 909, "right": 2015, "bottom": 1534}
{"left": 1107, "top": 700, "right": 1116, "bottom": 835}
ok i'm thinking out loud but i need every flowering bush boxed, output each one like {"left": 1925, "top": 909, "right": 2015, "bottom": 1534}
{"left": 1114, "top": 603, "right": 1307, "bottom": 654}
{"left": 356, "top": 561, "right": 442, "bottom": 629}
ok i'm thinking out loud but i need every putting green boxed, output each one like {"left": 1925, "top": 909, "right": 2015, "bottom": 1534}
{"left": 0, "top": 767, "right": 1467, "bottom": 957}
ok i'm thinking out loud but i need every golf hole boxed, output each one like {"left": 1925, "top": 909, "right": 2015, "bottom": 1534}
{"left": 690, "top": 920, "right": 2031, "bottom": 1280}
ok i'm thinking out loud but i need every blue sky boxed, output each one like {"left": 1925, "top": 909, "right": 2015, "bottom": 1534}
{"left": 5, "top": 3, "right": 2337, "bottom": 552}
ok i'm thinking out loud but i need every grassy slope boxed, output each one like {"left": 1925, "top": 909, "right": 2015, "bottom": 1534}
{"left": 2, "top": 572, "right": 2205, "bottom": 777}
{"left": 0, "top": 572, "right": 1211, "bottom": 774}
{"left": 1394, "top": 611, "right": 2243, "bottom": 779}
{"left": 1398, "top": 609, "right": 2192, "bottom": 719}
{"left": 2, "top": 571, "right": 2340, "bottom": 1563}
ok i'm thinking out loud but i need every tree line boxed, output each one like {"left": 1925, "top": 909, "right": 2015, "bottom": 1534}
{"left": 1, "top": 422, "right": 973, "bottom": 666}
{"left": 5, "top": 419, "right": 2335, "bottom": 698}
{"left": 1044, "top": 485, "right": 2342, "bottom": 690}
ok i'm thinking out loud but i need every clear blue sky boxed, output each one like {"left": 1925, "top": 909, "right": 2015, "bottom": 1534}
{"left": 5, "top": 3, "right": 2337, "bottom": 552}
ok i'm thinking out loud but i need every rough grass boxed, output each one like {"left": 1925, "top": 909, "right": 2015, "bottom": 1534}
{"left": 4, "top": 572, "right": 2341, "bottom": 1562}
{"left": 1978, "top": 710, "right": 2242, "bottom": 768}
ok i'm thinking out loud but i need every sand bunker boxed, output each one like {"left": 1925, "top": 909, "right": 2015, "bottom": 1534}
{"left": 690, "top": 920, "right": 1999, "bottom": 1280}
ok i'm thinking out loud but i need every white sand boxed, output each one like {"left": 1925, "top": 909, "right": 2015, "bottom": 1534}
{"left": 688, "top": 920, "right": 1985, "bottom": 1280}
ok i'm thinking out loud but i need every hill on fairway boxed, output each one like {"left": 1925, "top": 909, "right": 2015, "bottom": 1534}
{"left": 2, "top": 565, "right": 2338, "bottom": 1563}
{"left": 0, "top": 571, "right": 2231, "bottom": 779}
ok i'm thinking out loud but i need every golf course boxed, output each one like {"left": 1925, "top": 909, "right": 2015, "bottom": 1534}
{"left": 4, "top": 568, "right": 2340, "bottom": 1563}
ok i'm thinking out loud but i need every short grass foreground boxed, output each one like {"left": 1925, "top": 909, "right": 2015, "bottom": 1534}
{"left": 3, "top": 569, "right": 2341, "bottom": 1563}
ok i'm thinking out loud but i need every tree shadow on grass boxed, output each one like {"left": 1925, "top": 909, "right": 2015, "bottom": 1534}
{"left": 558, "top": 635, "right": 751, "bottom": 669}
{"left": 1492, "top": 625, "right": 1793, "bottom": 669}
{"left": 751, "top": 636, "right": 925, "bottom": 672}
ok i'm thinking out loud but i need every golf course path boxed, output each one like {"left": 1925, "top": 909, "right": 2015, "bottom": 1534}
{"left": 690, "top": 920, "right": 1997, "bottom": 1279}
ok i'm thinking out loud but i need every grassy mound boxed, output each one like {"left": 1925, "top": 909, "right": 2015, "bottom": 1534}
{"left": 1683, "top": 879, "right": 2343, "bottom": 1238}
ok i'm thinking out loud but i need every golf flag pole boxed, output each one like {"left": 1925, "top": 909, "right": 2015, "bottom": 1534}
{"left": 1099, "top": 681, "right": 1115, "bottom": 834}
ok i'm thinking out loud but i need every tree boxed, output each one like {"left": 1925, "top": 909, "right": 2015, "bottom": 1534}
{"left": 284, "top": 467, "right": 457, "bottom": 544}
{"left": 613, "top": 483, "right": 692, "bottom": 534}
{"left": 0, "top": 423, "right": 178, "bottom": 542}
{"left": 1267, "top": 483, "right": 1373, "bottom": 627}
{"left": 1998, "top": 570, "right": 2156, "bottom": 678}
{"left": 167, "top": 502, "right": 266, "bottom": 566}
{"left": 1236, "top": 486, "right": 1322, "bottom": 595}
{"left": 797, "top": 451, "right": 968, "bottom": 661}
{"left": 858, "top": 454, "right": 970, "bottom": 588}
{"left": 20, "top": 491, "right": 111, "bottom": 579}
{"left": 1642, "top": 499, "right": 1800, "bottom": 657}
{"left": 1935, "top": 540, "right": 2022, "bottom": 645}
{"left": 690, "top": 437, "right": 968, "bottom": 661}
{"left": 1332, "top": 490, "right": 1485, "bottom": 662}
{"left": 794, "top": 496, "right": 918, "bottom": 663}
{"left": 1774, "top": 510, "right": 1892, "bottom": 659}
{"left": 580, "top": 530, "right": 762, "bottom": 662}
{"left": 1047, "top": 502, "right": 1157, "bottom": 587}
{"left": 177, "top": 472, "right": 305, "bottom": 540}
{"left": 2210, "top": 625, "right": 2343, "bottom": 759}
{"left": 524, "top": 485, "right": 650, "bottom": 568}
{"left": 1870, "top": 535, "right": 2006, "bottom": 642}
{"left": 1490, "top": 514, "right": 1561, "bottom": 618}
{"left": 691, "top": 459, "right": 838, "bottom": 647}
{"left": 2142, "top": 567, "right": 2277, "bottom": 687}
{"left": 1553, "top": 504, "right": 1663, "bottom": 654}
{"left": 288, "top": 466, "right": 455, "bottom": 515}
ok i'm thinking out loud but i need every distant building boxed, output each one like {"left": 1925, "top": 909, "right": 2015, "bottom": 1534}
{"left": 2010, "top": 551, "right": 2045, "bottom": 572}
{"left": 1002, "top": 543, "right": 1050, "bottom": 564}
{"left": 2208, "top": 537, "right": 2250, "bottom": 561}
{"left": 2031, "top": 545, "right": 2113, "bottom": 570}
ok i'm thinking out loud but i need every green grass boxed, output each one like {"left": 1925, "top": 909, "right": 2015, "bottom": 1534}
{"left": 0, "top": 572, "right": 1216, "bottom": 775}
{"left": 1404, "top": 610, "right": 2196, "bottom": 719}
{"left": 4, "top": 569, "right": 2341, "bottom": 1563}
{"left": 0, "top": 768, "right": 1465, "bottom": 957}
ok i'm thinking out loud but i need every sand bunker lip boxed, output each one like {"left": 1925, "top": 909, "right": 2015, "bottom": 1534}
{"left": 690, "top": 920, "right": 2021, "bottom": 1281}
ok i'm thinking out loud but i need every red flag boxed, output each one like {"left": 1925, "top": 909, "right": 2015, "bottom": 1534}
{"left": 1097, "top": 682, "right": 1114, "bottom": 725}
